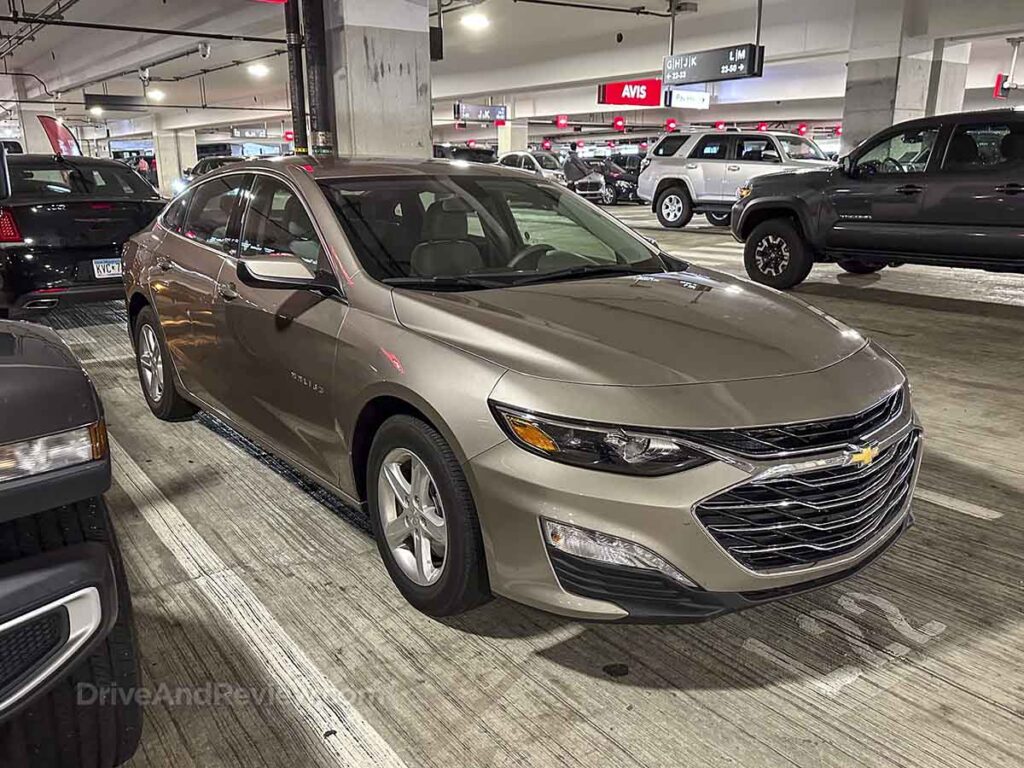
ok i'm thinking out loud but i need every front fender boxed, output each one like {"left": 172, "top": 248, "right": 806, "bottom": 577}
{"left": 736, "top": 195, "right": 822, "bottom": 249}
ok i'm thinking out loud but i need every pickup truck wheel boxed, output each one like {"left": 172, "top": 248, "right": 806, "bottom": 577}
{"left": 133, "top": 306, "right": 197, "bottom": 421}
{"left": 744, "top": 219, "right": 813, "bottom": 289}
{"left": 0, "top": 499, "right": 142, "bottom": 768}
{"left": 838, "top": 259, "right": 885, "bottom": 274}
{"left": 705, "top": 212, "right": 731, "bottom": 227}
{"left": 656, "top": 186, "right": 693, "bottom": 228}
{"left": 368, "top": 415, "right": 491, "bottom": 618}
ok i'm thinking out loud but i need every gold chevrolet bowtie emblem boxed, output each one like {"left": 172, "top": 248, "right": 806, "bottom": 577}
{"left": 849, "top": 445, "right": 880, "bottom": 467}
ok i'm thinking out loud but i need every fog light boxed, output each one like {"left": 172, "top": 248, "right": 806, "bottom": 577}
{"left": 543, "top": 519, "right": 697, "bottom": 588}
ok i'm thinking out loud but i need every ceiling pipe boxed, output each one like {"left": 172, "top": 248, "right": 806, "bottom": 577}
{"left": 0, "top": 13, "right": 287, "bottom": 44}
{"left": 4, "top": 97, "right": 287, "bottom": 112}
{"left": 0, "top": 0, "right": 84, "bottom": 59}
{"left": 511, "top": 0, "right": 671, "bottom": 18}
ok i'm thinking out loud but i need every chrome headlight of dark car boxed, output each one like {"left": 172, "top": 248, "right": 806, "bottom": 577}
{"left": 0, "top": 422, "right": 108, "bottom": 483}
{"left": 491, "top": 404, "right": 710, "bottom": 476}
{"left": 615, "top": 179, "right": 636, "bottom": 189}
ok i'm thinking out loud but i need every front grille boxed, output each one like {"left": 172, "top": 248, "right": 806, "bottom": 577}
{"left": 695, "top": 431, "right": 920, "bottom": 571}
{"left": 682, "top": 388, "right": 905, "bottom": 458}
{"left": 0, "top": 609, "right": 69, "bottom": 696}
{"left": 576, "top": 181, "right": 601, "bottom": 193}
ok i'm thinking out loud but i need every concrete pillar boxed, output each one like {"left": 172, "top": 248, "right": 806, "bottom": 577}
{"left": 325, "top": 0, "right": 432, "bottom": 157}
{"left": 840, "top": 0, "right": 970, "bottom": 152}
{"left": 152, "top": 127, "right": 198, "bottom": 197}
{"left": 926, "top": 40, "right": 970, "bottom": 116}
{"left": 497, "top": 120, "right": 529, "bottom": 155}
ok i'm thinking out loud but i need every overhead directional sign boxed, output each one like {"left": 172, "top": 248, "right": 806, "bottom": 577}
{"left": 663, "top": 44, "right": 764, "bottom": 86}
{"left": 666, "top": 89, "right": 711, "bottom": 110}
{"left": 454, "top": 102, "right": 509, "bottom": 122}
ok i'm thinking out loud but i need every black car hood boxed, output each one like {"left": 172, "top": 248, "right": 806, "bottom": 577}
{"left": 753, "top": 166, "right": 835, "bottom": 190}
{"left": 0, "top": 320, "right": 100, "bottom": 444}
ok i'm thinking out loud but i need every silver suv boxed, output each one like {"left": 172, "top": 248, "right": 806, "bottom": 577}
{"left": 638, "top": 131, "right": 833, "bottom": 228}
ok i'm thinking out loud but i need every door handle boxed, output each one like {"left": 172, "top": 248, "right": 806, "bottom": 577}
{"left": 156, "top": 257, "right": 173, "bottom": 271}
{"left": 895, "top": 184, "right": 924, "bottom": 195}
{"left": 218, "top": 283, "right": 239, "bottom": 301}
{"left": 727, "top": 164, "right": 741, "bottom": 172}
{"left": 685, "top": 163, "right": 698, "bottom": 169}
{"left": 995, "top": 183, "right": 1024, "bottom": 195}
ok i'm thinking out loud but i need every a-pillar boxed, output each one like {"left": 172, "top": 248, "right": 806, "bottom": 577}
{"left": 325, "top": 0, "right": 432, "bottom": 157}
{"left": 152, "top": 126, "right": 198, "bottom": 197}
{"left": 497, "top": 120, "right": 529, "bottom": 155}
{"left": 840, "top": 0, "right": 969, "bottom": 152}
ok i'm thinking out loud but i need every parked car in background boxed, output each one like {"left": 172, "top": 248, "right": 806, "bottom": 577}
{"left": 587, "top": 158, "right": 641, "bottom": 205}
{"left": 0, "top": 153, "right": 165, "bottom": 318}
{"left": 123, "top": 156, "right": 920, "bottom": 623}
{"left": 433, "top": 145, "right": 497, "bottom": 164}
{"left": 0, "top": 319, "right": 141, "bottom": 767}
{"left": 732, "top": 109, "right": 1024, "bottom": 288}
{"left": 173, "top": 155, "right": 246, "bottom": 194}
{"left": 498, "top": 150, "right": 567, "bottom": 185}
{"left": 639, "top": 131, "right": 832, "bottom": 228}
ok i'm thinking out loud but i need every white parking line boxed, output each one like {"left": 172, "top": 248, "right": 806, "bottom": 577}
{"left": 110, "top": 439, "right": 408, "bottom": 768}
{"left": 914, "top": 488, "right": 1004, "bottom": 520}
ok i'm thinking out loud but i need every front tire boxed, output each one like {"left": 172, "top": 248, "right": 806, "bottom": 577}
{"left": 838, "top": 259, "right": 885, "bottom": 274}
{"left": 601, "top": 185, "right": 618, "bottom": 206}
{"left": 133, "top": 306, "right": 197, "bottom": 421}
{"left": 656, "top": 185, "right": 693, "bottom": 228}
{"left": 706, "top": 211, "right": 731, "bottom": 227}
{"left": 744, "top": 219, "right": 813, "bottom": 289}
{"left": 367, "top": 415, "right": 490, "bottom": 618}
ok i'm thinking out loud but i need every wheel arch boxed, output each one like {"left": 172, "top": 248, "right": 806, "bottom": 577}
{"left": 653, "top": 177, "right": 694, "bottom": 208}
{"left": 738, "top": 198, "right": 815, "bottom": 245}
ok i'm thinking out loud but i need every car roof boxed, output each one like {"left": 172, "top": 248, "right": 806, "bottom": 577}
{"left": 205, "top": 154, "right": 547, "bottom": 181}
{"left": 891, "top": 107, "right": 1023, "bottom": 130}
{"left": 8, "top": 154, "right": 131, "bottom": 167}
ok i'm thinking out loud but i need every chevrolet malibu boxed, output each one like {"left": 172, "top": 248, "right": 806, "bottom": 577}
{"left": 122, "top": 156, "right": 921, "bottom": 622}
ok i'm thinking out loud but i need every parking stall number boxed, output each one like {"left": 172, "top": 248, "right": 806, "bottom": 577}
{"left": 744, "top": 592, "right": 947, "bottom": 696}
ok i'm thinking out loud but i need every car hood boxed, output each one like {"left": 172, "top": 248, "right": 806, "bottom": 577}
{"left": 392, "top": 267, "right": 867, "bottom": 386}
{"left": 0, "top": 320, "right": 100, "bottom": 444}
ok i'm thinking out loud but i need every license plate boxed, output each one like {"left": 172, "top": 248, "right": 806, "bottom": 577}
{"left": 93, "top": 258, "right": 123, "bottom": 279}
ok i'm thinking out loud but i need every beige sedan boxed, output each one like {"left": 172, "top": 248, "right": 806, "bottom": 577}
{"left": 122, "top": 156, "right": 921, "bottom": 622}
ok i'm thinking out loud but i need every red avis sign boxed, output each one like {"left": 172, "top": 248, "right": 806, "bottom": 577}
{"left": 597, "top": 78, "right": 663, "bottom": 107}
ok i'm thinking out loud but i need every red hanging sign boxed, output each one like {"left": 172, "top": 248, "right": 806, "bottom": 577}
{"left": 597, "top": 78, "right": 663, "bottom": 107}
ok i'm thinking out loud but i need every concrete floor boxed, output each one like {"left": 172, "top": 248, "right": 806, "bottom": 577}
{"left": 36, "top": 208, "right": 1024, "bottom": 768}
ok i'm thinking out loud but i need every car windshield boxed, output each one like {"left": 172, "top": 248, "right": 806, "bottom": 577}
{"left": 319, "top": 175, "right": 671, "bottom": 290}
{"left": 9, "top": 159, "right": 157, "bottom": 198}
{"left": 533, "top": 153, "right": 561, "bottom": 171}
{"left": 777, "top": 136, "right": 827, "bottom": 161}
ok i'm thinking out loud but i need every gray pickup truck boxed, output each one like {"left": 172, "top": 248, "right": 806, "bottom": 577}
{"left": 638, "top": 130, "right": 833, "bottom": 228}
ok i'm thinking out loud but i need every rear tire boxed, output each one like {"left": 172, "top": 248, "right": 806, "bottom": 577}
{"left": 133, "top": 305, "right": 197, "bottom": 421}
{"left": 655, "top": 185, "right": 693, "bottom": 228}
{"left": 0, "top": 499, "right": 142, "bottom": 768}
{"left": 744, "top": 219, "right": 813, "bottom": 289}
{"left": 706, "top": 211, "right": 731, "bottom": 227}
{"left": 368, "top": 415, "right": 491, "bottom": 618}
{"left": 838, "top": 259, "right": 885, "bottom": 274}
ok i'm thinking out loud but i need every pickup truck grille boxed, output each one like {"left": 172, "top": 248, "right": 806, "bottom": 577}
{"left": 695, "top": 430, "right": 920, "bottom": 571}
{"left": 682, "top": 388, "right": 905, "bottom": 458}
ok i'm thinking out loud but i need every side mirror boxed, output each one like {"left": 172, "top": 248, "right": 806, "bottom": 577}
{"left": 0, "top": 145, "right": 11, "bottom": 201}
{"left": 237, "top": 256, "right": 320, "bottom": 291}
{"left": 182, "top": 166, "right": 193, "bottom": 176}
{"left": 839, "top": 155, "right": 854, "bottom": 177}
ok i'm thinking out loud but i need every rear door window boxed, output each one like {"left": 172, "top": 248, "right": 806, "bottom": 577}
{"left": 734, "top": 136, "right": 776, "bottom": 162}
{"left": 690, "top": 135, "right": 729, "bottom": 160}
{"left": 941, "top": 122, "right": 1024, "bottom": 171}
{"left": 182, "top": 175, "right": 250, "bottom": 253}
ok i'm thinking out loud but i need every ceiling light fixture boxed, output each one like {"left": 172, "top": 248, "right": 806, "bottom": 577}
{"left": 460, "top": 12, "right": 490, "bottom": 31}
{"left": 248, "top": 62, "right": 271, "bottom": 78}
{"left": 147, "top": 89, "right": 167, "bottom": 102}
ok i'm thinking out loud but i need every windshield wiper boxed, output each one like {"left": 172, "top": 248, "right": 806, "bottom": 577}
{"left": 382, "top": 275, "right": 508, "bottom": 291}
{"left": 509, "top": 263, "right": 668, "bottom": 286}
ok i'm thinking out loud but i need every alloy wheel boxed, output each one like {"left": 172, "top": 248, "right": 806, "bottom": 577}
{"left": 138, "top": 324, "right": 165, "bottom": 403}
{"left": 601, "top": 186, "right": 616, "bottom": 204}
{"left": 378, "top": 448, "right": 448, "bottom": 587}
{"left": 754, "top": 234, "right": 791, "bottom": 277}
{"left": 661, "top": 194, "right": 684, "bottom": 222}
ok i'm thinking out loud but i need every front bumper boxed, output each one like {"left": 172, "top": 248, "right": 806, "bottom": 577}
{"left": 468, "top": 385, "right": 920, "bottom": 622}
{"left": 0, "top": 457, "right": 112, "bottom": 524}
{"left": 0, "top": 539, "right": 118, "bottom": 722}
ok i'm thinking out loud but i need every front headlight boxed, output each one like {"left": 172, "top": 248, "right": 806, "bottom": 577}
{"left": 0, "top": 422, "right": 108, "bottom": 483}
{"left": 616, "top": 180, "right": 635, "bottom": 189}
{"left": 491, "top": 404, "right": 710, "bottom": 476}
{"left": 737, "top": 184, "right": 753, "bottom": 199}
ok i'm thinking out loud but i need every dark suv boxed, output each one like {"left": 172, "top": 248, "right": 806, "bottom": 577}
{"left": 731, "top": 109, "right": 1024, "bottom": 288}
